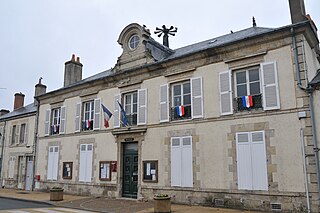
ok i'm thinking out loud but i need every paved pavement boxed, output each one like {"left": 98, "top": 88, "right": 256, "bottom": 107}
{"left": 0, "top": 189, "right": 261, "bottom": 213}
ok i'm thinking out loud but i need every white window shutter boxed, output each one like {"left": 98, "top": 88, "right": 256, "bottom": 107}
{"left": 9, "top": 126, "right": 12, "bottom": 145}
{"left": 261, "top": 62, "right": 280, "bottom": 110}
{"left": 219, "top": 70, "right": 233, "bottom": 115}
{"left": 75, "top": 103, "right": 81, "bottom": 132}
{"left": 15, "top": 125, "right": 20, "bottom": 145}
{"left": 114, "top": 94, "right": 120, "bottom": 128}
{"left": 181, "top": 137, "right": 193, "bottom": 187}
{"left": 47, "top": 147, "right": 54, "bottom": 180}
{"left": 171, "top": 138, "right": 181, "bottom": 186}
{"left": 191, "top": 77, "right": 203, "bottom": 118}
{"left": 137, "top": 89, "right": 147, "bottom": 125}
{"left": 24, "top": 124, "right": 28, "bottom": 144}
{"left": 251, "top": 131, "right": 268, "bottom": 190}
{"left": 60, "top": 106, "right": 66, "bottom": 134}
{"left": 86, "top": 145, "right": 93, "bottom": 182}
{"left": 44, "top": 109, "right": 51, "bottom": 136}
{"left": 79, "top": 145, "right": 86, "bottom": 182}
{"left": 93, "top": 98, "right": 101, "bottom": 130}
{"left": 52, "top": 146, "right": 59, "bottom": 180}
{"left": 160, "top": 84, "right": 169, "bottom": 122}
{"left": 236, "top": 132, "right": 252, "bottom": 190}
{"left": 8, "top": 156, "right": 15, "bottom": 179}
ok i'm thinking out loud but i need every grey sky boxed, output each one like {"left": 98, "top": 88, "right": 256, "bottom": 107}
{"left": 0, "top": 0, "right": 319, "bottom": 111}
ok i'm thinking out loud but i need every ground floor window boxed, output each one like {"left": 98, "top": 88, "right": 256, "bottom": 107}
{"left": 171, "top": 136, "right": 193, "bottom": 187}
{"left": 47, "top": 146, "right": 59, "bottom": 180}
{"left": 236, "top": 131, "right": 268, "bottom": 190}
{"left": 79, "top": 144, "right": 93, "bottom": 182}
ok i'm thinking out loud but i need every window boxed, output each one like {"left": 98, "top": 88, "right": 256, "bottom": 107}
{"left": 236, "top": 131, "right": 268, "bottom": 190}
{"left": 124, "top": 92, "right": 138, "bottom": 126}
{"left": 51, "top": 108, "right": 61, "bottom": 134}
{"left": 114, "top": 89, "right": 147, "bottom": 128}
{"left": 171, "top": 136, "right": 193, "bottom": 187}
{"left": 62, "top": 162, "right": 73, "bottom": 179}
{"left": 82, "top": 101, "right": 94, "bottom": 131}
{"left": 128, "top": 34, "right": 139, "bottom": 50}
{"left": 99, "top": 161, "right": 111, "bottom": 181}
{"left": 160, "top": 77, "right": 203, "bottom": 122}
{"left": 45, "top": 106, "right": 66, "bottom": 136}
{"left": 19, "top": 123, "right": 27, "bottom": 144}
{"left": 219, "top": 61, "right": 280, "bottom": 115}
{"left": 11, "top": 125, "right": 17, "bottom": 145}
{"left": 234, "top": 67, "right": 262, "bottom": 111}
{"left": 47, "top": 146, "right": 59, "bottom": 180}
{"left": 171, "top": 81, "right": 191, "bottom": 120}
{"left": 79, "top": 144, "right": 93, "bottom": 182}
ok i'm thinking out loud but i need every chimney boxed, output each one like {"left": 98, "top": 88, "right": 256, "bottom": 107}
{"left": 288, "top": 0, "right": 308, "bottom": 24}
{"left": 64, "top": 54, "right": 83, "bottom": 87}
{"left": 0, "top": 109, "right": 9, "bottom": 116}
{"left": 34, "top": 77, "right": 47, "bottom": 106}
{"left": 14, "top": 92, "right": 25, "bottom": 110}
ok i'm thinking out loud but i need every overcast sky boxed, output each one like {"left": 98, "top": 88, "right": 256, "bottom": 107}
{"left": 0, "top": 0, "right": 319, "bottom": 111}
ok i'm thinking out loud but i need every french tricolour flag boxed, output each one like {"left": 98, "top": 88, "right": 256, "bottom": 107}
{"left": 101, "top": 104, "right": 112, "bottom": 128}
{"left": 242, "top": 95, "right": 253, "bottom": 108}
{"left": 175, "top": 105, "right": 185, "bottom": 117}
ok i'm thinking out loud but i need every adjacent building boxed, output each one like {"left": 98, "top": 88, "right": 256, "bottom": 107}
{"left": 0, "top": 80, "right": 46, "bottom": 190}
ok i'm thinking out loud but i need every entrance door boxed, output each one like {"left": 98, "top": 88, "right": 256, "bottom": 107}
{"left": 25, "top": 156, "right": 33, "bottom": 191}
{"left": 122, "top": 143, "right": 138, "bottom": 198}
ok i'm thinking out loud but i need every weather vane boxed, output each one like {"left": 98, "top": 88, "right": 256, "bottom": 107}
{"left": 154, "top": 25, "right": 178, "bottom": 48}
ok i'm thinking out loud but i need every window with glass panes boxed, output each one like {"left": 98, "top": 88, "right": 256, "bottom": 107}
{"left": 171, "top": 81, "right": 191, "bottom": 120}
{"left": 51, "top": 108, "right": 61, "bottom": 135}
{"left": 234, "top": 67, "right": 262, "bottom": 111}
{"left": 124, "top": 92, "right": 138, "bottom": 126}
{"left": 19, "top": 123, "right": 26, "bottom": 144}
{"left": 82, "top": 101, "right": 94, "bottom": 131}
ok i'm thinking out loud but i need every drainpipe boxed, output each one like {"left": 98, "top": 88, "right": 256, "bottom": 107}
{"left": 32, "top": 97, "right": 40, "bottom": 191}
{"left": 301, "top": 128, "right": 311, "bottom": 213}
{"left": 292, "top": 27, "right": 320, "bottom": 205}
{"left": 0, "top": 121, "right": 6, "bottom": 187}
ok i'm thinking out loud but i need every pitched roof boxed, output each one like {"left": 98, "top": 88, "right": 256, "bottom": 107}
{"left": 309, "top": 70, "right": 320, "bottom": 87}
{"left": 0, "top": 103, "right": 37, "bottom": 121}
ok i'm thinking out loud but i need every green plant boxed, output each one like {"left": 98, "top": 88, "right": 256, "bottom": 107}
{"left": 154, "top": 193, "right": 169, "bottom": 198}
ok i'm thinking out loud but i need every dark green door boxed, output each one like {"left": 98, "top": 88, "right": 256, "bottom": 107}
{"left": 122, "top": 143, "right": 138, "bottom": 198}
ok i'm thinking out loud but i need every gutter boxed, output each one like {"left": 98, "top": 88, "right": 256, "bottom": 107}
{"left": 292, "top": 26, "right": 320, "bottom": 206}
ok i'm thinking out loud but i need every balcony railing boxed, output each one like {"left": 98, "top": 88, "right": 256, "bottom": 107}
{"left": 234, "top": 94, "right": 262, "bottom": 112}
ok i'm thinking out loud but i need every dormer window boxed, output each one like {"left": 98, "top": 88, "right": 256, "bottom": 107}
{"left": 128, "top": 34, "right": 140, "bottom": 50}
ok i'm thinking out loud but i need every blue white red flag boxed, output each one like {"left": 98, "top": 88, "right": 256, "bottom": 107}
{"left": 175, "top": 105, "right": 185, "bottom": 117}
{"left": 101, "top": 104, "right": 112, "bottom": 128}
{"left": 242, "top": 95, "right": 253, "bottom": 108}
{"left": 117, "top": 101, "right": 128, "bottom": 126}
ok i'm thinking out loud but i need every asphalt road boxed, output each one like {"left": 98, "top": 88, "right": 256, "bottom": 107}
{"left": 0, "top": 197, "right": 51, "bottom": 210}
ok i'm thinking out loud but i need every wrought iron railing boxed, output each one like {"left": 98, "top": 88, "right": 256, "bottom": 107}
{"left": 234, "top": 94, "right": 263, "bottom": 112}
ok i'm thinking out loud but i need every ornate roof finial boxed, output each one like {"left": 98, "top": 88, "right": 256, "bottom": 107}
{"left": 252, "top": 16, "right": 257, "bottom": 27}
{"left": 154, "top": 25, "right": 178, "bottom": 48}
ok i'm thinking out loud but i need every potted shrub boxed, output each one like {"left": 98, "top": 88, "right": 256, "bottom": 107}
{"left": 153, "top": 194, "right": 171, "bottom": 213}
{"left": 50, "top": 186, "right": 64, "bottom": 201}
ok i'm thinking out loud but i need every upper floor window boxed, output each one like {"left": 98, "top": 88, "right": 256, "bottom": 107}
{"left": 75, "top": 99, "right": 101, "bottom": 133}
{"left": 171, "top": 81, "right": 191, "bottom": 120}
{"left": 124, "top": 92, "right": 138, "bottom": 126}
{"left": 11, "top": 125, "right": 17, "bottom": 145}
{"left": 159, "top": 77, "right": 203, "bottom": 123}
{"left": 19, "top": 123, "right": 26, "bottom": 144}
{"left": 219, "top": 61, "right": 280, "bottom": 115}
{"left": 82, "top": 101, "right": 94, "bottom": 131}
{"left": 114, "top": 89, "right": 147, "bottom": 128}
{"left": 45, "top": 106, "right": 66, "bottom": 136}
{"left": 234, "top": 67, "right": 263, "bottom": 111}
{"left": 51, "top": 108, "right": 61, "bottom": 135}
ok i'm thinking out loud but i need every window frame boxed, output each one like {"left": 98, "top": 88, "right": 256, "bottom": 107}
{"left": 82, "top": 100, "right": 95, "bottom": 131}
{"left": 51, "top": 108, "right": 61, "bottom": 135}
{"left": 11, "top": 125, "right": 16, "bottom": 145}
{"left": 234, "top": 66, "right": 261, "bottom": 98}
{"left": 19, "top": 123, "right": 26, "bottom": 144}
{"left": 170, "top": 80, "right": 192, "bottom": 120}
{"left": 124, "top": 91, "right": 138, "bottom": 126}
{"left": 128, "top": 34, "right": 140, "bottom": 50}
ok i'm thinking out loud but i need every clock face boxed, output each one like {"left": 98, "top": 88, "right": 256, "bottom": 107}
{"left": 128, "top": 34, "right": 140, "bottom": 50}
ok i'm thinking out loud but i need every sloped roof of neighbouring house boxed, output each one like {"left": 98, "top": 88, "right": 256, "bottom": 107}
{"left": 0, "top": 103, "right": 37, "bottom": 121}
{"left": 309, "top": 69, "right": 320, "bottom": 87}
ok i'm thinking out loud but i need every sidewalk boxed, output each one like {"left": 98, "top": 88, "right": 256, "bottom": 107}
{"left": 0, "top": 189, "right": 261, "bottom": 213}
